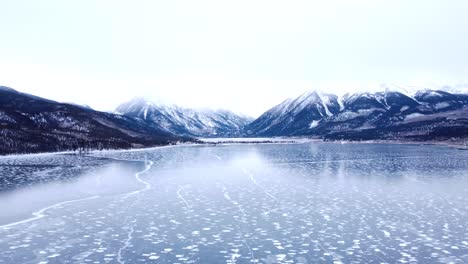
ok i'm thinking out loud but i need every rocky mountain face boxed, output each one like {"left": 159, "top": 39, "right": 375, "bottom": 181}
{"left": 244, "top": 91, "right": 342, "bottom": 136}
{"left": 116, "top": 98, "right": 253, "bottom": 137}
{"left": 245, "top": 89, "right": 468, "bottom": 141}
{"left": 0, "top": 86, "right": 189, "bottom": 155}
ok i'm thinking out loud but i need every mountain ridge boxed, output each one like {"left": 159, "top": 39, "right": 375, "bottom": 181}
{"left": 0, "top": 86, "right": 191, "bottom": 155}
{"left": 115, "top": 97, "right": 253, "bottom": 137}
{"left": 1, "top": 85, "right": 467, "bottom": 155}
{"left": 245, "top": 88, "right": 468, "bottom": 141}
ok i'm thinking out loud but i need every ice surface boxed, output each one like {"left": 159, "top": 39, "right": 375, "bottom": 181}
{"left": 1, "top": 143, "right": 468, "bottom": 263}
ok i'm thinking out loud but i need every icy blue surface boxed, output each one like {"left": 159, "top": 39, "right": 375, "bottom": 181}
{"left": 1, "top": 143, "right": 468, "bottom": 263}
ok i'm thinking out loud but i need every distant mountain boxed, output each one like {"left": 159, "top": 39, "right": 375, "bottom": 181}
{"left": 116, "top": 98, "right": 253, "bottom": 137}
{"left": 2, "top": 84, "right": 467, "bottom": 155}
{"left": 0, "top": 86, "right": 190, "bottom": 155}
{"left": 244, "top": 91, "right": 342, "bottom": 136}
{"left": 245, "top": 89, "right": 468, "bottom": 141}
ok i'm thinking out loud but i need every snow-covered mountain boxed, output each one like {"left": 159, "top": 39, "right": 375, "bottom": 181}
{"left": 115, "top": 98, "right": 253, "bottom": 137}
{"left": 245, "top": 89, "right": 468, "bottom": 141}
{"left": 0, "top": 86, "right": 189, "bottom": 155}
{"left": 244, "top": 91, "right": 342, "bottom": 136}
{"left": 2, "top": 84, "right": 467, "bottom": 155}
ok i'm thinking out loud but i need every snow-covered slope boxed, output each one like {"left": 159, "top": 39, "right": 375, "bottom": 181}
{"left": 0, "top": 86, "right": 188, "bottom": 155}
{"left": 245, "top": 91, "right": 341, "bottom": 135}
{"left": 116, "top": 98, "right": 253, "bottom": 137}
{"left": 245, "top": 88, "right": 468, "bottom": 141}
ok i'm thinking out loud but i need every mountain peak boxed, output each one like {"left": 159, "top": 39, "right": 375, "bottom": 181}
{"left": 0, "top": 86, "right": 18, "bottom": 93}
{"left": 116, "top": 98, "right": 252, "bottom": 137}
{"left": 246, "top": 88, "right": 468, "bottom": 138}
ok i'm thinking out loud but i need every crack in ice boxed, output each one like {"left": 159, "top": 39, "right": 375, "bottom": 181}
{"left": 117, "top": 225, "right": 135, "bottom": 264}
{"left": 0, "top": 195, "right": 100, "bottom": 229}
{"left": 122, "top": 159, "right": 154, "bottom": 199}
{"left": 221, "top": 185, "right": 256, "bottom": 262}
{"left": 85, "top": 155, "right": 154, "bottom": 199}
{"left": 177, "top": 185, "right": 191, "bottom": 208}
{"left": 242, "top": 168, "right": 277, "bottom": 201}
{"left": 110, "top": 156, "right": 154, "bottom": 263}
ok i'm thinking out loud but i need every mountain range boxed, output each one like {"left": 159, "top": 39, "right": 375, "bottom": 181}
{"left": 1, "top": 85, "right": 467, "bottom": 154}
{"left": 245, "top": 89, "right": 468, "bottom": 141}
{"left": 0, "top": 86, "right": 190, "bottom": 155}
{"left": 115, "top": 98, "right": 252, "bottom": 137}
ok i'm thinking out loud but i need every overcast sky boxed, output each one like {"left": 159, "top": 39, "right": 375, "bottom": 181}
{"left": 1, "top": 0, "right": 468, "bottom": 117}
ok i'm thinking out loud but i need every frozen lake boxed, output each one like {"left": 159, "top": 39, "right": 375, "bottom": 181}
{"left": 1, "top": 143, "right": 468, "bottom": 263}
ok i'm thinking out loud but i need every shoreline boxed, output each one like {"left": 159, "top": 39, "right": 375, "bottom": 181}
{"left": 1, "top": 138, "right": 466, "bottom": 158}
{"left": 0, "top": 142, "right": 198, "bottom": 158}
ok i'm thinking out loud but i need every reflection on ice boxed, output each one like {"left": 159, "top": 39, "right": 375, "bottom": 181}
{"left": 0, "top": 143, "right": 468, "bottom": 263}
{"left": 0, "top": 160, "right": 144, "bottom": 225}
